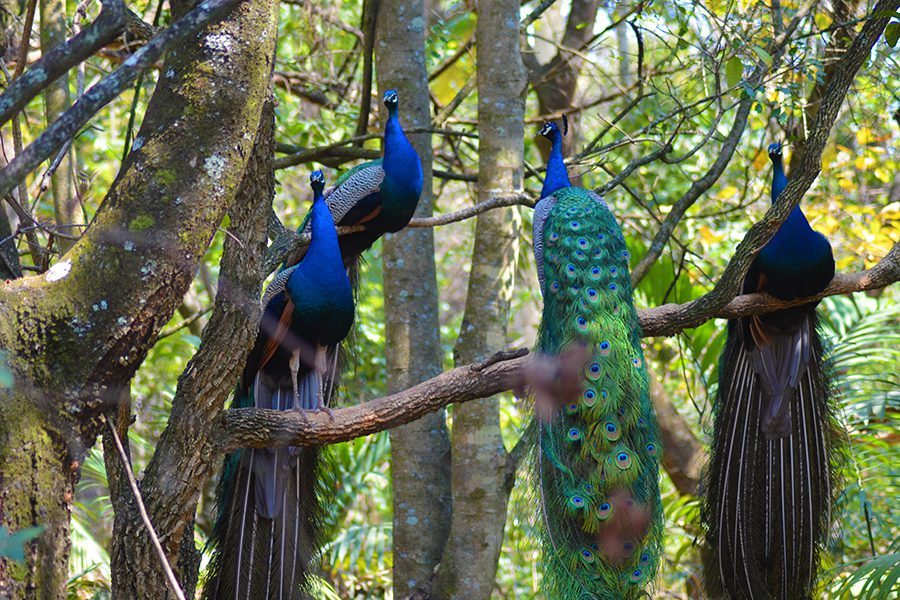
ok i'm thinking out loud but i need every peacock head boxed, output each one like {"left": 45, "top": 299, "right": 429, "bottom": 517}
{"left": 767, "top": 142, "right": 782, "bottom": 160}
{"left": 539, "top": 115, "right": 568, "bottom": 142}
{"left": 310, "top": 170, "right": 326, "bottom": 196}
{"left": 383, "top": 89, "right": 399, "bottom": 113}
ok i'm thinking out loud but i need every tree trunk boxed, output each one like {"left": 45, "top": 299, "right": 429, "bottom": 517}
{"left": 0, "top": 204, "right": 20, "bottom": 279}
{"left": 40, "top": 0, "right": 83, "bottom": 254}
{"left": 432, "top": 1, "right": 525, "bottom": 598}
{"left": 0, "top": 0, "right": 278, "bottom": 596}
{"left": 375, "top": 1, "right": 451, "bottom": 597}
{"left": 109, "top": 23, "right": 278, "bottom": 600}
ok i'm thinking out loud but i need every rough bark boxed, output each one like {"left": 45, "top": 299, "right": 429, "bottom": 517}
{"left": 432, "top": 1, "right": 525, "bottom": 598}
{"left": 0, "top": 0, "right": 277, "bottom": 596}
{"left": 375, "top": 1, "right": 451, "bottom": 596}
{"left": 40, "top": 0, "right": 83, "bottom": 254}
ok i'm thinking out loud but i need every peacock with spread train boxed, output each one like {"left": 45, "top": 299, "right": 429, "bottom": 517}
{"left": 700, "top": 142, "right": 842, "bottom": 599}
{"left": 531, "top": 119, "right": 663, "bottom": 599}
{"left": 293, "top": 89, "right": 423, "bottom": 276}
{"left": 202, "top": 171, "right": 354, "bottom": 600}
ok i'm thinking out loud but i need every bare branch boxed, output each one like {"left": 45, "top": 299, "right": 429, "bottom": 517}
{"left": 0, "top": 0, "right": 126, "bottom": 127}
{"left": 263, "top": 194, "right": 535, "bottom": 272}
{"left": 0, "top": 0, "right": 241, "bottom": 199}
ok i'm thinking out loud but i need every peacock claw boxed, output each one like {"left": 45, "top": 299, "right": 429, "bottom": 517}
{"left": 291, "top": 405, "right": 309, "bottom": 422}
{"left": 317, "top": 405, "right": 336, "bottom": 420}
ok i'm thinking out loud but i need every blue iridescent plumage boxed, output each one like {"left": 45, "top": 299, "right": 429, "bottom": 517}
{"left": 539, "top": 118, "right": 571, "bottom": 199}
{"left": 203, "top": 171, "right": 354, "bottom": 600}
{"left": 295, "top": 90, "right": 423, "bottom": 274}
{"left": 701, "top": 142, "right": 841, "bottom": 599}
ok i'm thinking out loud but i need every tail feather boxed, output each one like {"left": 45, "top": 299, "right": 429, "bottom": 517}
{"left": 702, "top": 313, "right": 840, "bottom": 599}
{"left": 203, "top": 364, "right": 336, "bottom": 599}
{"left": 532, "top": 187, "right": 663, "bottom": 599}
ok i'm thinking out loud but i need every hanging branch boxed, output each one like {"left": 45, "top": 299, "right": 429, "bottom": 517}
{"left": 104, "top": 417, "right": 187, "bottom": 600}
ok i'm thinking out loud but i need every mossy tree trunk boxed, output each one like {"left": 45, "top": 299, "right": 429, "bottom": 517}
{"left": 432, "top": 1, "right": 526, "bottom": 598}
{"left": 375, "top": 1, "right": 451, "bottom": 596}
{"left": 0, "top": 0, "right": 278, "bottom": 597}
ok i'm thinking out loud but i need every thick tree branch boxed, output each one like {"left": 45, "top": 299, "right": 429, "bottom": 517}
{"left": 222, "top": 243, "right": 899, "bottom": 449}
{"left": 220, "top": 352, "right": 527, "bottom": 449}
{"left": 0, "top": 0, "right": 241, "bottom": 199}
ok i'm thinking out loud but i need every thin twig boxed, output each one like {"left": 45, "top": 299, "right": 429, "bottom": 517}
{"left": 103, "top": 416, "right": 187, "bottom": 600}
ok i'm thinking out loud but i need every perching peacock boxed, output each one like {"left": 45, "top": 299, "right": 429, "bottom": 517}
{"left": 203, "top": 171, "right": 354, "bottom": 600}
{"left": 293, "top": 89, "right": 423, "bottom": 276}
{"left": 531, "top": 119, "right": 663, "bottom": 599}
{"left": 701, "top": 142, "right": 841, "bottom": 599}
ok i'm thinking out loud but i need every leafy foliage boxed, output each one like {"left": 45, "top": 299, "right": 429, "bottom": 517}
{"left": 3, "top": 0, "right": 886, "bottom": 598}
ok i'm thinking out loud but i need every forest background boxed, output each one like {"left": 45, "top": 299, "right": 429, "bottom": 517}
{"left": 0, "top": 0, "right": 898, "bottom": 598}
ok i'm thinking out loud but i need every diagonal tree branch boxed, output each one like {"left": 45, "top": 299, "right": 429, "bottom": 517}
{"left": 0, "top": 0, "right": 241, "bottom": 199}
{"left": 221, "top": 240, "right": 900, "bottom": 450}
{"left": 644, "top": 0, "right": 900, "bottom": 330}
{"left": 0, "top": 0, "right": 126, "bottom": 127}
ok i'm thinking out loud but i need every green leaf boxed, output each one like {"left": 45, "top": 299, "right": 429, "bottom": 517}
{"left": 886, "top": 22, "right": 900, "bottom": 48}
{"left": 0, "top": 526, "right": 45, "bottom": 562}
{"left": 725, "top": 56, "right": 743, "bottom": 88}
{"left": 753, "top": 45, "right": 773, "bottom": 66}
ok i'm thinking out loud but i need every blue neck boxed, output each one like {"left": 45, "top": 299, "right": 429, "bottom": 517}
{"left": 541, "top": 132, "right": 570, "bottom": 198}
{"left": 769, "top": 154, "right": 809, "bottom": 239}
{"left": 771, "top": 156, "right": 788, "bottom": 204}
{"left": 307, "top": 190, "right": 342, "bottom": 264}
{"left": 382, "top": 109, "right": 423, "bottom": 208}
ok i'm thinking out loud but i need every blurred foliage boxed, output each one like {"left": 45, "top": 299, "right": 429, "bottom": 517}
{"left": 2, "top": 0, "right": 896, "bottom": 597}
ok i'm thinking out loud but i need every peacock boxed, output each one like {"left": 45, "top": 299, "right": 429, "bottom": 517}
{"left": 293, "top": 89, "right": 423, "bottom": 276}
{"left": 203, "top": 171, "right": 355, "bottom": 600}
{"left": 700, "top": 142, "right": 840, "bottom": 599}
{"left": 531, "top": 119, "right": 663, "bottom": 599}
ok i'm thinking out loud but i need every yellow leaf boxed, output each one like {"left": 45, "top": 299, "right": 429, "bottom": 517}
{"left": 752, "top": 151, "right": 769, "bottom": 172}
{"left": 838, "top": 177, "right": 855, "bottom": 191}
{"left": 854, "top": 155, "right": 875, "bottom": 170}
{"left": 717, "top": 185, "right": 739, "bottom": 200}
{"left": 699, "top": 225, "right": 725, "bottom": 244}
{"left": 814, "top": 13, "right": 832, "bottom": 30}
{"left": 836, "top": 256, "right": 855, "bottom": 271}
{"left": 855, "top": 127, "right": 874, "bottom": 145}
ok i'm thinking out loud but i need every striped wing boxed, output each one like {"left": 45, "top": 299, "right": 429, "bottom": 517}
{"left": 323, "top": 161, "right": 385, "bottom": 226}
